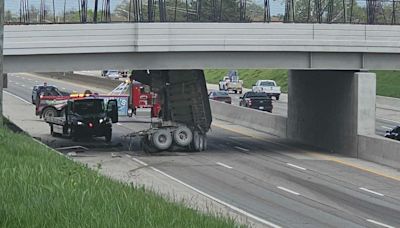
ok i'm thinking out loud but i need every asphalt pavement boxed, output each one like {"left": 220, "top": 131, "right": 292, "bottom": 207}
{"left": 4, "top": 73, "right": 400, "bottom": 228}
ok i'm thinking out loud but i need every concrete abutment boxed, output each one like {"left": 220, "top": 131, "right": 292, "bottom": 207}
{"left": 287, "top": 70, "right": 376, "bottom": 156}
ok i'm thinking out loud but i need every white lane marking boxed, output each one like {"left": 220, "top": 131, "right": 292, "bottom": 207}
{"left": 277, "top": 186, "right": 300, "bottom": 196}
{"left": 35, "top": 81, "right": 39, "bottom": 83}
{"left": 359, "top": 187, "right": 384, "bottom": 197}
{"left": 125, "top": 154, "right": 132, "bottom": 158}
{"left": 286, "top": 163, "right": 307, "bottom": 171}
{"left": 15, "top": 82, "right": 19, "bottom": 85}
{"left": 377, "top": 118, "right": 400, "bottom": 125}
{"left": 216, "top": 162, "right": 233, "bottom": 169}
{"left": 131, "top": 157, "right": 149, "bottom": 167}
{"left": 4, "top": 91, "right": 31, "bottom": 104}
{"left": 27, "top": 78, "right": 32, "bottom": 81}
{"left": 234, "top": 146, "right": 250, "bottom": 152}
{"left": 116, "top": 123, "right": 122, "bottom": 126}
{"left": 366, "top": 219, "right": 395, "bottom": 228}
{"left": 381, "top": 126, "right": 392, "bottom": 130}
{"left": 129, "top": 156, "right": 281, "bottom": 228}
{"left": 21, "top": 85, "right": 25, "bottom": 87}
{"left": 62, "top": 87, "right": 66, "bottom": 90}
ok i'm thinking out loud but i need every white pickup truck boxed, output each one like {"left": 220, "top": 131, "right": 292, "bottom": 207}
{"left": 252, "top": 80, "right": 281, "bottom": 100}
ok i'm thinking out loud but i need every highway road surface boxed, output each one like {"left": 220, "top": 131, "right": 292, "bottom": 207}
{"left": 4, "top": 73, "right": 400, "bottom": 228}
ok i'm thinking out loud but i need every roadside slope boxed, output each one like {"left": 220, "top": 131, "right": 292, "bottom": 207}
{"left": 0, "top": 126, "right": 239, "bottom": 228}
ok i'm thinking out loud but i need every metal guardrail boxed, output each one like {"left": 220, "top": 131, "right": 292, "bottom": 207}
{"left": 5, "top": 0, "right": 400, "bottom": 25}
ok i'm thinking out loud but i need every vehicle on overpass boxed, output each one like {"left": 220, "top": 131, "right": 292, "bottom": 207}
{"left": 252, "top": 80, "right": 281, "bottom": 100}
{"left": 130, "top": 70, "right": 212, "bottom": 152}
{"left": 385, "top": 126, "right": 400, "bottom": 141}
{"left": 45, "top": 97, "right": 118, "bottom": 142}
{"left": 218, "top": 70, "right": 243, "bottom": 94}
{"left": 208, "top": 91, "right": 232, "bottom": 104}
{"left": 31, "top": 83, "right": 64, "bottom": 105}
{"left": 239, "top": 92, "right": 273, "bottom": 112}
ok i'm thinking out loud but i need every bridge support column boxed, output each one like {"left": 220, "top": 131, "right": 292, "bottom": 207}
{"left": 287, "top": 70, "right": 376, "bottom": 157}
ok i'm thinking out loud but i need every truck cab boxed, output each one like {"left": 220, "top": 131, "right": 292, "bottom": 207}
{"left": 46, "top": 97, "right": 118, "bottom": 142}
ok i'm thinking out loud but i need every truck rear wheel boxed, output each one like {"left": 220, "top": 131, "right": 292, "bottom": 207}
{"left": 276, "top": 95, "right": 280, "bottom": 100}
{"left": 43, "top": 107, "right": 58, "bottom": 119}
{"left": 190, "top": 131, "right": 201, "bottom": 152}
{"left": 173, "top": 126, "right": 193, "bottom": 147}
{"left": 152, "top": 129, "right": 173, "bottom": 150}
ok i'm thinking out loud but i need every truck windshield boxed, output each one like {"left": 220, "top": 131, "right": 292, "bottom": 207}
{"left": 73, "top": 99, "right": 104, "bottom": 115}
{"left": 260, "top": 81, "right": 275, "bottom": 86}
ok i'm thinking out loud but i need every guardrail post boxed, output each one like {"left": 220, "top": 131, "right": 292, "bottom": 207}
{"left": 0, "top": 0, "right": 4, "bottom": 126}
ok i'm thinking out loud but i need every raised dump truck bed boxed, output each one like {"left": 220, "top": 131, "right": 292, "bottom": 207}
{"left": 132, "top": 70, "right": 212, "bottom": 152}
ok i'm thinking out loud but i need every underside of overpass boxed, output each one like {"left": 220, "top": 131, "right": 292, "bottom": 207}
{"left": 287, "top": 70, "right": 376, "bottom": 156}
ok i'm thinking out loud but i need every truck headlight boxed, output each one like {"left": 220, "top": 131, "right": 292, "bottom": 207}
{"left": 99, "top": 118, "right": 108, "bottom": 124}
{"left": 77, "top": 121, "right": 83, "bottom": 125}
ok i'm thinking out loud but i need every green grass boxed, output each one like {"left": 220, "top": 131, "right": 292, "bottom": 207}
{"left": 205, "top": 69, "right": 400, "bottom": 98}
{"left": 0, "top": 126, "right": 240, "bottom": 228}
{"left": 374, "top": 70, "right": 400, "bottom": 98}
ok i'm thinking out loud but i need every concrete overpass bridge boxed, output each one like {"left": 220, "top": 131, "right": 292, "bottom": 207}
{"left": 3, "top": 23, "right": 400, "bottom": 72}
{"left": 2, "top": 22, "right": 400, "bottom": 160}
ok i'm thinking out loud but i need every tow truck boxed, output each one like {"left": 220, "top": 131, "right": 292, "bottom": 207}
{"left": 44, "top": 95, "right": 118, "bottom": 142}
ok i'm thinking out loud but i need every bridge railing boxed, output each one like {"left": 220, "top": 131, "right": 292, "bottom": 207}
{"left": 5, "top": 0, "right": 400, "bottom": 25}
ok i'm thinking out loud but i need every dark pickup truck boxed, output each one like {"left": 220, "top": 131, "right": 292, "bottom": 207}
{"left": 239, "top": 92, "right": 273, "bottom": 112}
{"left": 45, "top": 97, "right": 118, "bottom": 142}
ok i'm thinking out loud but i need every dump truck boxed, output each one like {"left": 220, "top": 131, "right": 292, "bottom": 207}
{"left": 44, "top": 96, "right": 118, "bottom": 142}
{"left": 130, "top": 70, "right": 212, "bottom": 152}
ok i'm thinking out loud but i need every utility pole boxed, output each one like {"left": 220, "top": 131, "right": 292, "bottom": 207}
{"left": 0, "top": 0, "right": 4, "bottom": 126}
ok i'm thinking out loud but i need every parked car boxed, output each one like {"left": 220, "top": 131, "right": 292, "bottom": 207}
{"left": 385, "top": 126, "right": 400, "bottom": 141}
{"left": 239, "top": 92, "right": 272, "bottom": 112}
{"left": 208, "top": 91, "right": 232, "bottom": 104}
{"left": 252, "top": 80, "right": 281, "bottom": 100}
{"left": 31, "top": 84, "right": 63, "bottom": 105}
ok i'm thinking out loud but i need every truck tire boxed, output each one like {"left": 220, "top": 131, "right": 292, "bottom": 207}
{"left": 141, "top": 136, "right": 159, "bottom": 153}
{"left": 239, "top": 90, "right": 242, "bottom": 94}
{"left": 201, "top": 134, "right": 208, "bottom": 151}
{"left": 173, "top": 126, "right": 193, "bottom": 147}
{"left": 276, "top": 95, "right": 280, "bottom": 100}
{"left": 190, "top": 131, "right": 201, "bottom": 152}
{"left": 42, "top": 107, "right": 58, "bottom": 119}
{"left": 152, "top": 129, "right": 173, "bottom": 150}
{"left": 105, "top": 129, "right": 112, "bottom": 142}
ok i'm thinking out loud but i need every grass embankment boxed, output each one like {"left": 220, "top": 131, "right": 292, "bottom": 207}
{"left": 374, "top": 70, "right": 400, "bottom": 98}
{"left": 0, "top": 126, "right": 239, "bottom": 228}
{"left": 205, "top": 69, "right": 288, "bottom": 92}
{"left": 205, "top": 69, "right": 400, "bottom": 98}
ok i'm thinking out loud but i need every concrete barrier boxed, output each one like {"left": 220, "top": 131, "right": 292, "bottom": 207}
{"left": 210, "top": 100, "right": 287, "bottom": 138}
{"left": 38, "top": 72, "right": 121, "bottom": 90}
{"left": 358, "top": 134, "right": 400, "bottom": 169}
